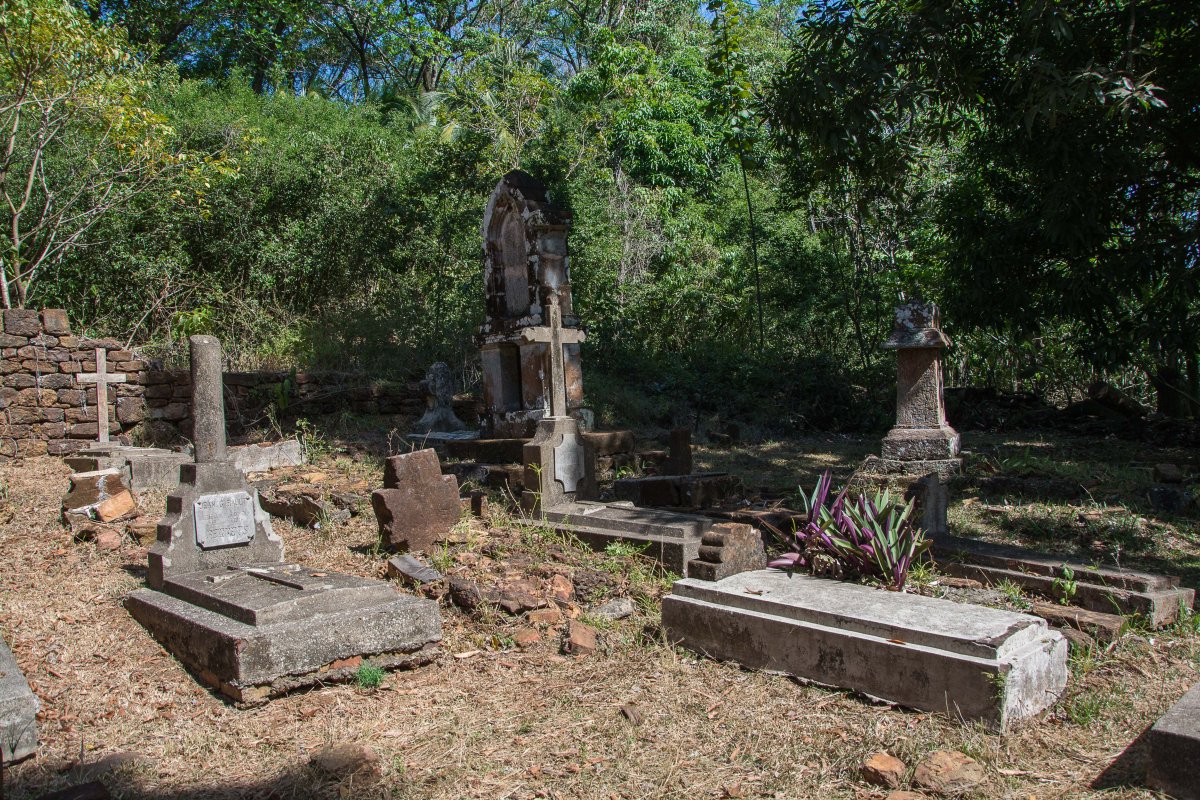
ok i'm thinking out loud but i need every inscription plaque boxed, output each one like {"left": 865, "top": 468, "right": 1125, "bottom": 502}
{"left": 553, "top": 432, "right": 584, "bottom": 493}
{"left": 194, "top": 491, "right": 256, "bottom": 549}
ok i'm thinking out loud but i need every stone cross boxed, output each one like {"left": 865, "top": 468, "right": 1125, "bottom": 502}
{"left": 189, "top": 335, "right": 227, "bottom": 463}
{"left": 521, "top": 293, "right": 584, "bottom": 418}
{"left": 75, "top": 347, "right": 126, "bottom": 443}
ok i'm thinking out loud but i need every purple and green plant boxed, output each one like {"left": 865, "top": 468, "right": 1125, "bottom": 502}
{"left": 769, "top": 471, "right": 930, "bottom": 590}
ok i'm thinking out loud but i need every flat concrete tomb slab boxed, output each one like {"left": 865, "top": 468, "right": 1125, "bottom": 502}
{"left": 1146, "top": 681, "right": 1200, "bottom": 799}
{"left": 937, "top": 536, "right": 1194, "bottom": 628}
{"left": 127, "top": 563, "right": 441, "bottom": 704}
{"left": 542, "top": 500, "right": 714, "bottom": 577}
{"left": 663, "top": 570, "right": 1068, "bottom": 730}
{"left": 67, "top": 445, "right": 191, "bottom": 491}
{"left": 0, "top": 635, "right": 38, "bottom": 763}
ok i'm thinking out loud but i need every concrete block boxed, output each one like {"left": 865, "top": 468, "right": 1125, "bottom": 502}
{"left": 0, "top": 635, "right": 37, "bottom": 762}
{"left": 663, "top": 570, "right": 1068, "bottom": 730}
{"left": 1148, "top": 681, "right": 1200, "bottom": 799}
{"left": 230, "top": 440, "right": 304, "bottom": 473}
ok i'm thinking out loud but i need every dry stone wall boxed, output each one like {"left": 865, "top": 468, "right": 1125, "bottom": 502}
{"left": 0, "top": 309, "right": 477, "bottom": 460}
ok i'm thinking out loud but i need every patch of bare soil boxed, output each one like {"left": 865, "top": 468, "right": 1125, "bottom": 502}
{"left": 0, "top": 449, "right": 1197, "bottom": 799}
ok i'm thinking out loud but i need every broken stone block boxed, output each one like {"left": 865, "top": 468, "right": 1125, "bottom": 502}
{"left": 0, "top": 635, "right": 37, "bottom": 762}
{"left": 861, "top": 752, "right": 906, "bottom": 789}
{"left": 662, "top": 571, "right": 1068, "bottom": 731}
{"left": 62, "top": 468, "right": 136, "bottom": 523}
{"left": 563, "top": 619, "right": 596, "bottom": 656}
{"left": 1147, "top": 681, "right": 1200, "bottom": 800}
{"left": 912, "top": 751, "right": 984, "bottom": 794}
{"left": 591, "top": 597, "right": 636, "bottom": 621}
{"left": 230, "top": 440, "right": 304, "bottom": 473}
{"left": 371, "top": 449, "right": 460, "bottom": 552}
{"left": 386, "top": 555, "right": 442, "bottom": 586}
{"left": 687, "top": 522, "right": 766, "bottom": 581}
{"left": 512, "top": 628, "right": 540, "bottom": 648}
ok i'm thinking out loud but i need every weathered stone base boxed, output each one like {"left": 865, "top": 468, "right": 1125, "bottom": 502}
{"left": 938, "top": 537, "right": 1194, "bottom": 627}
{"left": 686, "top": 523, "right": 766, "bottom": 581}
{"left": 881, "top": 425, "right": 960, "bottom": 462}
{"left": 1147, "top": 681, "right": 1200, "bottom": 799}
{"left": 541, "top": 500, "right": 713, "bottom": 576}
{"left": 0, "top": 636, "right": 38, "bottom": 762}
{"left": 66, "top": 445, "right": 191, "bottom": 491}
{"left": 126, "top": 583, "right": 442, "bottom": 703}
{"left": 663, "top": 570, "right": 1068, "bottom": 731}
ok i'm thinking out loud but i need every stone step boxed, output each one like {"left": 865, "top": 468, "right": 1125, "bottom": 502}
{"left": 1147, "top": 681, "right": 1200, "bottom": 799}
{"left": 939, "top": 536, "right": 1179, "bottom": 592}
{"left": 940, "top": 560, "right": 1193, "bottom": 628}
{"left": 663, "top": 570, "right": 1068, "bottom": 731}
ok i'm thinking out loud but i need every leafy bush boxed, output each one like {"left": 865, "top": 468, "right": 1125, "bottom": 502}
{"left": 770, "top": 471, "right": 930, "bottom": 591}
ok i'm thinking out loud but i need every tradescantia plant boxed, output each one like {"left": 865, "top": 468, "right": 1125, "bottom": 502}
{"left": 769, "top": 471, "right": 930, "bottom": 591}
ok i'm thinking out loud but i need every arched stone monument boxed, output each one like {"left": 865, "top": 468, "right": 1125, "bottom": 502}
{"left": 477, "top": 171, "right": 586, "bottom": 438}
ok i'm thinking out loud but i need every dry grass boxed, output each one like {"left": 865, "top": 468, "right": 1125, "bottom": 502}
{"left": 0, "top": 438, "right": 1197, "bottom": 799}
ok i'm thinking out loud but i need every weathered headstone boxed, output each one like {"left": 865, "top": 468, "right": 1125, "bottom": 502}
{"left": 371, "top": 448, "right": 460, "bottom": 552}
{"left": 477, "top": 171, "right": 588, "bottom": 438}
{"left": 412, "top": 362, "right": 466, "bottom": 434}
{"left": 0, "top": 635, "right": 38, "bottom": 763}
{"left": 126, "top": 336, "right": 441, "bottom": 703}
{"left": 665, "top": 428, "right": 692, "bottom": 476}
{"left": 75, "top": 347, "right": 126, "bottom": 444}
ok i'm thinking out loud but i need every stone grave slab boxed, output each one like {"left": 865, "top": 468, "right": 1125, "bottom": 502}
{"left": 542, "top": 500, "right": 714, "bottom": 576}
{"left": 230, "top": 440, "right": 304, "bottom": 473}
{"left": 129, "top": 335, "right": 442, "bottom": 703}
{"left": 1147, "top": 681, "right": 1200, "bottom": 799}
{"left": 613, "top": 472, "right": 741, "bottom": 510}
{"left": 66, "top": 445, "right": 191, "bottom": 492}
{"left": 937, "top": 536, "right": 1194, "bottom": 627}
{"left": 0, "top": 635, "right": 37, "bottom": 763}
{"left": 662, "top": 570, "right": 1068, "bottom": 730}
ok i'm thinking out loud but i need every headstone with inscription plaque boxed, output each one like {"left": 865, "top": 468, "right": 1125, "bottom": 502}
{"left": 127, "top": 336, "right": 442, "bottom": 704}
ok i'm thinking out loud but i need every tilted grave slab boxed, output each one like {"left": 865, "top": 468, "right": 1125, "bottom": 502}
{"left": 0, "top": 635, "right": 38, "bottom": 763}
{"left": 127, "top": 336, "right": 441, "bottom": 704}
{"left": 542, "top": 500, "right": 715, "bottom": 576}
{"left": 67, "top": 445, "right": 192, "bottom": 492}
{"left": 937, "top": 536, "right": 1194, "bottom": 627}
{"left": 663, "top": 570, "right": 1068, "bottom": 731}
{"left": 1146, "top": 681, "right": 1200, "bottom": 800}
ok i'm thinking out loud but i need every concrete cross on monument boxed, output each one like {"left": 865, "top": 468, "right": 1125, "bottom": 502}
{"left": 75, "top": 347, "right": 126, "bottom": 443}
{"left": 521, "top": 293, "right": 585, "bottom": 418}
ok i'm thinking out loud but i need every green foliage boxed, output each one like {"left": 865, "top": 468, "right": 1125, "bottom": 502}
{"left": 354, "top": 663, "right": 385, "bottom": 689}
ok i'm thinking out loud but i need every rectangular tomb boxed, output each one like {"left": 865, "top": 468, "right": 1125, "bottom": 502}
{"left": 543, "top": 500, "right": 713, "bottom": 576}
{"left": 128, "top": 563, "right": 441, "bottom": 703}
{"left": 0, "top": 635, "right": 38, "bottom": 763}
{"left": 1147, "top": 681, "right": 1200, "bottom": 800}
{"left": 663, "top": 570, "right": 1068, "bottom": 730}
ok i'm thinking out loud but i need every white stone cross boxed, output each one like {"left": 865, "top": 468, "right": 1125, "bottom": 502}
{"left": 521, "top": 294, "right": 584, "bottom": 417}
{"left": 75, "top": 347, "right": 126, "bottom": 443}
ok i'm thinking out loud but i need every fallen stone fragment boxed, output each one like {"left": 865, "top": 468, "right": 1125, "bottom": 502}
{"left": 93, "top": 530, "right": 123, "bottom": 551}
{"left": 470, "top": 490, "right": 489, "bottom": 518}
{"left": 127, "top": 520, "right": 158, "bottom": 545}
{"left": 62, "top": 469, "right": 136, "bottom": 524}
{"left": 1031, "top": 602, "right": 1123, "bottom": 643}
{"left": 861, "top": 752, "right": 906, "bottom": 788}
{"left": 527, "top": 607, "right": 562, "bottom": 625}
{"left": 1054, "top": 626, "right": 1096, "bottom": 652}
{"left": 912, "top": 751, "right": 984, "bottom": 794}
{"left": 549, "top": 573, "right": 574, "bottom": 602}
{"left": 563, "top": 619, "right": 597, "bottom": 656}
{"left": 619, "top": 704, "right": 642, "bottom": 725}
{"left": 448, "top": 578, "right": 492, "bottom": 611}
{"left": 386, "top": 555, "right": 442, "bottom": 586}
{"left": 309, "top": 742, "right": 381, "bottom": 782}
{"left": 512, "top": 628, "right": 540, "bottom": 648}
{"left": 591, "top": 597, "right": 636, "bottom": 621}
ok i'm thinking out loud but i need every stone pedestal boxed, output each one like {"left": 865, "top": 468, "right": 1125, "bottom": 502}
{"left": 873, "top": 299, "right": 962, "bottom": 538}
{"left": 0, "top": 636, "right": 37, "bottom": 763}
{"left": 663, "top": 570, "right": 1068, "bottom": 731}
{"left": 522, "top": 416, "right": 596, "bottom": 513}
